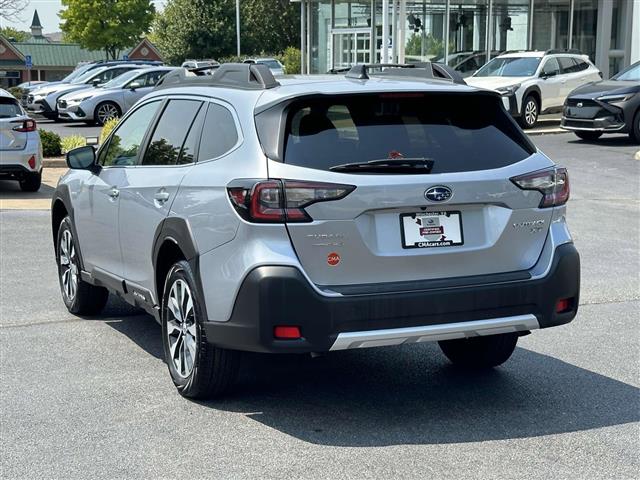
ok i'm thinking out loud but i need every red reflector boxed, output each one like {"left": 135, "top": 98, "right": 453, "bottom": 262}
{"left": 27, "top": 155, "right": 36, "bottom": 169}
{"left": 556, "top": 298, "right": 572, "bottom": 313}
{"left": 274, "top": 326, "right": 301, "bottom": 339}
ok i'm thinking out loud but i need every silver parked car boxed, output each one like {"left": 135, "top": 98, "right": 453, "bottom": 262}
{"left": 57, "top": 67, "right": 176, "bottom": 125}
{"left": 52, "top": 63, "right": 580, "bottom": 398}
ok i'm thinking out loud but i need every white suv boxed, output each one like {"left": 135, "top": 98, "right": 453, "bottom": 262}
{"left": 467, "top": 50, "right": 601, "bottom": 128}
{"left": 0, "top": 89, "right": 43, "bottom": 191}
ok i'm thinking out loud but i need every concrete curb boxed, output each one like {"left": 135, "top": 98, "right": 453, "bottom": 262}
{"left": 43, "top": 158, "right": 66, "bottom": 168}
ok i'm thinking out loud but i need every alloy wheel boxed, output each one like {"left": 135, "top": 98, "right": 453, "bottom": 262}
{"left": 97, "top": 104, "right": 119, "bottom": 124}
{"left": 524, "top": 100, "right": 537, "bottom": 126}
{"left": 59, "top": 229, "right": 78, "bottom": 301}
{"left": 165, "top": 279, "right": 197, "bottom": 378}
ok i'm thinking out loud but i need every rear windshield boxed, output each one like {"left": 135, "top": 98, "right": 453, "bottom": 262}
{"left": 282, "top": 93, "right": 534, "bottom": 174}
{"left": 0, "top": 98, "right": 22, "bottom": 118}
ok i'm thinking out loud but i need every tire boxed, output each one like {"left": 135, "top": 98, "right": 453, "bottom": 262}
{"left": 56, "top": 217, "right": 109, "bottom": 315}
{"left": 161, "top": 260, "right": 240, "bottom": 399}
{"left": 94, "top": 102, "right": 121, "bottom": 126}
{"left": 438, "top": 332, "right": 519, "bottom": 368}
{"left": 629, "top": 110, "right": 640, "bottom": 144}
{"left": 574, "top": 131, "right": 603, "bottom": 141}
{"left": 518, "top": 95, "right": 539, "bottom": 129}
{"left": 19, "top": 171, "right": 42, "bottom": 192}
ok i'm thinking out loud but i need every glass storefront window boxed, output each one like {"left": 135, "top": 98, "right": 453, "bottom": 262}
{"left": 490, "top": 0, "right": 529, "bottom": 52}
{"left": 310, "top": 2, "right": 333, "bottom": 73}
{"left": 403, "top": 0, "right": 447, "bottom": 63}
{"left": 447, "top": 0, "right": 489, "bottom": 68}
{"left": 531, "top": 0, "right": 570, "bottom": 51}
{"left": 572, "top": 0, "right": 598, "bottom": 61}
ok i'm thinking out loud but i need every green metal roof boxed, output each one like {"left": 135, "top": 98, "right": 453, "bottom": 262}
{"left": 25, "top": 36, "right": 50, "bottom": 44}
{"left": 10, "top": 42, "right": 105, "bottom": 68}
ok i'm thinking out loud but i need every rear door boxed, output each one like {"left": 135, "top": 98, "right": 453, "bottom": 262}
{"left": 122, "top": 70, "right": 168, "bottom": 111}
{"left": 264, "top": 92, "right": 554, "bottom": 287}
{"left": 118, "top": 97, "right": 205, "bottom": 290}
{"left": 0, "top": 98, "right": 27, "bottom": 152}
{"left": 557, "top": 56, "right": 583, "bottom": 99}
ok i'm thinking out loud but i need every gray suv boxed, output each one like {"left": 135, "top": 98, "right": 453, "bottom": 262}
{"left": 52, "top": 63, "right": 580, "bottom": 398}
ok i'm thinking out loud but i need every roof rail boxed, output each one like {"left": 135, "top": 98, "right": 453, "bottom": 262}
{"left": 155, "top": 62, "right": 280, "bottom": 90}
{"left": 344, "top": 63, "right": 434, "bottom": 80}
{"left": 545, "top": 48, "right": 582, "bottom": 55}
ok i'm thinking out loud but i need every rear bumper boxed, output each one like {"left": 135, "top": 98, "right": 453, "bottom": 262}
{"left": 203, "top": 243, "right": 580, "bottom": 353}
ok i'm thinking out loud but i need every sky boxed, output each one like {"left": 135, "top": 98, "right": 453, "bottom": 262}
{"left": 2, "top": 0, "right": 167, "bottom": 34}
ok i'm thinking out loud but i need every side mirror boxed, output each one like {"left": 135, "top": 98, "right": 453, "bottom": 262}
{"left": 129, "top": 81, "right": 142, "bottom": 90}
{"left": 541, "top": 70, "right": 557, "bottom": 79}
{"left": 66, "top": 145, "right": 97, "bottom": 170}
{"left": 91, "top": 78, "right": 101, "bottom": 87}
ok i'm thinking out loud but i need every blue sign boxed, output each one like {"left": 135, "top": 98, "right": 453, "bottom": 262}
{"left": 25, "top": 55, "right": 32, "bottom": 68}
{"left": 122, "top": 54, "right": 129, "bottom": 61}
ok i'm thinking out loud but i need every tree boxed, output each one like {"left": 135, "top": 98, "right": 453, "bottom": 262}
{"left": 240, "top": 0, "right": 300, "bottom": 56}
{"left": 0, "top": 26, "right": 29, "bottom": 41}
{"left": 59, "top": 0, "right": 155, "bottom": 60}
{"left": 151, "top": 0, "right": 235, "bottom": 65}
{"left": 151, "top": 0, "right": 300, "bottom": 65}
{"left": 0, "top": 0, "right": 27, "bottom": 22}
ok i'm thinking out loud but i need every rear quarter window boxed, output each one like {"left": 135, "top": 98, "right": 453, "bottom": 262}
{"left": 0, "top": 97, "right": 23, "bottom": 118}
{"left": 280, "top": 93, "right": 535, "bottom": 174}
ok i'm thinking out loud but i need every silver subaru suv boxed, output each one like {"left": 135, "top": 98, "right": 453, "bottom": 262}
{"left": 52, "top": 63, "right": 580, "bottom": 398}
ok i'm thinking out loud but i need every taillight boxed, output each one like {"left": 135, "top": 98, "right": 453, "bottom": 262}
{"left": 511, "top": 167, "right": 569, "bottom": 208}
{"left": 227, "top": 179, "right": 355, "bottom": 223}
{"left": 11, "top": 119, "right": 37, "bottom": 132}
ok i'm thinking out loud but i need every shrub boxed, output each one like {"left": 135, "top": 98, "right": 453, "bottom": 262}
{"left": 39, "top": 130, "right": 62, "bottom": 157}
{"left": 61, "top": 135, "right": 87, "bottom": 154}
{"left": 99, "top": 117, "right": 119, "bottom": 145}
{"left": 8, "top": 86, "right": 24, "bottom": 100}
{"left": 280, "top": 47, "right": 301, "bottom": 74}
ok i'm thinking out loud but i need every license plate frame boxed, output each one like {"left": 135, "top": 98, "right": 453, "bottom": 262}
{"left": 400, "top": 211, "right": 464, "bottom": 249}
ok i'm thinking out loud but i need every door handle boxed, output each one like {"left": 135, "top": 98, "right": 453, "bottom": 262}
{"left": 154, "top": 190, "right": 170, "bottom": 204}
{"left": 108, "top": 187, "right": 119, "bottom": 199}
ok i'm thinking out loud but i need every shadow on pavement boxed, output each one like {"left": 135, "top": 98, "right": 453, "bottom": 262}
{"left": 105, "top": 312, "right": 640, "bottom": 446}
{"left": 0, "top": 180, "right": 55, "bottom": 200}
{"left": 567, "top": 134, "right": 637, "bottom": 147}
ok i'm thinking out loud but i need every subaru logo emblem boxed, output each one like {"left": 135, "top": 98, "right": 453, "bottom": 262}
{"left": 424, "top": 186, "right": 453, "bottom": 202}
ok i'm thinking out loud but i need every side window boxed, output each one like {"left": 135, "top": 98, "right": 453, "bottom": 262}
{"left": 197, "top": 103, "right": 239, "bottom": 161}
{"left": 542, "top": 58, "right": 561, "bottom": 76}
{"left": 100, "top": 101, "right": 160, "bottom": 167}
{"left": 574, "top": 59, "right": 589, "bottom": 72}
{"left": 133, "top": 70, "right": 167, "bottom": 88}
{"left": 142, "top": 99, "right": 203, "bottom": 166}
{"left": 558, "top": 57, "right": 577, "bottom": 73}
{"left": 178, "top": 106, "right": 206, "bottom": 165}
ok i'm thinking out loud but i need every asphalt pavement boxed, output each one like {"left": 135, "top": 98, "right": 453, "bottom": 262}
{"left": 37, "top": 118, "right": 103, "bottom": 139}
{"left": 0, "top": 133, "right": 638, "bottom": 479}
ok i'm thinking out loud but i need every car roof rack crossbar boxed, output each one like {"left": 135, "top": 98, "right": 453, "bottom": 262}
{"left": 156, "top": 63, "right": 280, "bottom": 90}
{"left": 345, "top": 63, "right": 434, "bottom": 80}
{"left": 545, "top": 48, "right": 582, "bottom": 55}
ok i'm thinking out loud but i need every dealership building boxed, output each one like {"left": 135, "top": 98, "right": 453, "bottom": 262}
{"left": 295, "top": 0, "right": 640, "bottom": 78}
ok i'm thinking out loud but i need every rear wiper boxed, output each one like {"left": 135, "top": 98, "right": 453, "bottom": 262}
{"left": 329, "top": 158, "right": 434, "bottom": 174}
